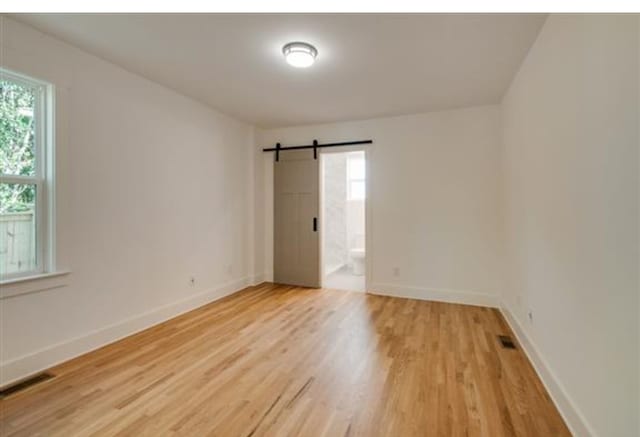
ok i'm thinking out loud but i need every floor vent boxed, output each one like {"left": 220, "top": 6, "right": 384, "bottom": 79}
{"left": 498, "top": 335, "right": 517, "bottom": 350}
{"left": 0, "top": 372, "right": 55, "bottom": 398}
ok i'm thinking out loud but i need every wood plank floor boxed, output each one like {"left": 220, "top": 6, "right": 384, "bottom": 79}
{"left": 0, "top": 283, "right": 571, "bottom": 436}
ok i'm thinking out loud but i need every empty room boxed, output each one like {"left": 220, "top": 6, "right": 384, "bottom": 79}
{"left": 0, "top": 5, "right": 638, "bottom": 437}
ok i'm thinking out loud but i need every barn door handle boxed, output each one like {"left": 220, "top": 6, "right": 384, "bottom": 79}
{"left": 313, "top": 217, "right": 317, "bottom": 232}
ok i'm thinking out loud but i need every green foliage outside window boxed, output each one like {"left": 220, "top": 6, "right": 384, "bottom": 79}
{"left": 0, "top": 80, "right": 36, "bottom": 213}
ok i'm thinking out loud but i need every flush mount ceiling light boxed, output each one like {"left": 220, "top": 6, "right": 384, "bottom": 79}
{"left": 282, "top": 42, "right": 318, "bottom": 68}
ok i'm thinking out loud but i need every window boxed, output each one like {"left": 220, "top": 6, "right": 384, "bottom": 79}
{"left": 347, "top": 152, "right": 365, "bottom": 200}
{"left": 1, "top": 69, "right": 54, "bottom": 280}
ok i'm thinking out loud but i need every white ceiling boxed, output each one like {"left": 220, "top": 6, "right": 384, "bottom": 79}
{"left": 15, "top": 14, "right": 546, "bottom": 128}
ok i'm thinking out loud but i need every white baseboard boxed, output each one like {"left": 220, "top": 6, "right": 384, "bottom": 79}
{"left": 0, "top": 277, "right": 250, "bottom": 388}
{"left": 500, "top": 304, "right": 596, "bottom": 437}
{"left": 369, "top": 282, "right": 498, "bottom": 308}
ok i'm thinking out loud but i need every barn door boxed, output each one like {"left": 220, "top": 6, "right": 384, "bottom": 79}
{"left": 274, "top": 149, "right": 320, "bottom": 287}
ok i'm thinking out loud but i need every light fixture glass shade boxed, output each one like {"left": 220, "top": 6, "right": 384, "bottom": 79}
{"left": 283, "top": 42, "right": 317, "bottom": 68}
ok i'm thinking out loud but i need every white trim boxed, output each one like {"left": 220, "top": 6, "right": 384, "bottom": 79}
{"left": 0, "top": 277, "right": 250, "bottom": 387}
{"left": 369, "top": 282, "right": 498, "bottom": 308}
{"left": 0, "top": 270, "right": 70, "bottom": 299}
{"left": 33, "top": 77, "right": 46, "bottom": 275}
{"left": 364, "top": 147, "right": 372, "bottom": 293}
{"left": 500, "top": 304, "right": 596, "bottom": 437}
{"left": 0, "top": 175, "right": 39, "bottom": 184}
{"left": 319, "top": 153, "right": 326, "bottom": 282}
{"left": 43, "top": 81, "right": 57, "bottom": 275}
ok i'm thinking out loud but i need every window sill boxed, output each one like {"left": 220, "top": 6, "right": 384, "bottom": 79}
{"left": 0, "top": 271, "right": 71, "bottom": 299}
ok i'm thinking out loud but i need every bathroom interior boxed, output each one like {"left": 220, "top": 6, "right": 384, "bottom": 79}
{"left": 321, "top": 150, "right": 366, "bottom": 292}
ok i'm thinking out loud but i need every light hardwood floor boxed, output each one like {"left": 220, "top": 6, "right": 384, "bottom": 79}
{"left": 0, "top": 283, "right": 570, "bottom": 436}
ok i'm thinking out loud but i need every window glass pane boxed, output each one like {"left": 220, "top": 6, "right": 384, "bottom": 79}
{"left": 350, "top": 180, "right": 365, "bottom": 200}
{"left": 1, "top": 80, "right": 37, "bottom": 176}
{"left": 0, "top": 183, "right": 37, "bottom": 276}
{"left": 348, "top": 156, "right": 365, "bottom": 180}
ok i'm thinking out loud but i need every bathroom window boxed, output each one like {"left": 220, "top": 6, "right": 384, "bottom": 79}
{"left": 347, "top": 153, "right": 365, "bottom": 200}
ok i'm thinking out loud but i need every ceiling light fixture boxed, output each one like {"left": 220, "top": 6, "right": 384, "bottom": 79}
{"left": 282, "top": 42, "right": 317, "bottom": 68}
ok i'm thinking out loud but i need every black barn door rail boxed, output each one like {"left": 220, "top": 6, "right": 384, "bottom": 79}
{"left": 263, "top": 139, "right": 372, "bottom": 161}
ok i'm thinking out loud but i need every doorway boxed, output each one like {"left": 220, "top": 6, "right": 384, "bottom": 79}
{"left": 321, "top": 151, "right": 366, "bottom": 292}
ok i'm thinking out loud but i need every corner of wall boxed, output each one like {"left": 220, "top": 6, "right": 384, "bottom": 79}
{"left": 499, "top": 302, "right": 596, "bottom": 437}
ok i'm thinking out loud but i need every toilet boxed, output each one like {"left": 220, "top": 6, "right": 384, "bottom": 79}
{"left": 349, "top": 234, "right": 366, "bottom": 276}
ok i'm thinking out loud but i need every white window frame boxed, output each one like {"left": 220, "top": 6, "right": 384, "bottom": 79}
{"left": 346, "top": 152, "right": 365, "bottom": 201}
{"left": 1, "top": 68, "right": 55, "bottom": 280}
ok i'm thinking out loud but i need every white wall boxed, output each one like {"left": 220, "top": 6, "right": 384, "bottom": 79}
{"left": 255, "top": 105, "right": 504, "bottom": 306}
{"left": 501, "top": 14, "right": 639, "bottom": 437}
{"left": 345, "top": 151, "right": 366, "bottom": 257}
{"left": 346, "top": 198, "right": 365, "bottom": 253}
{"left": 0, "top": 17, "right": 255, "bottom": 385}
{"left": 322, "top": 153, "right": 348, "bottom": 274}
